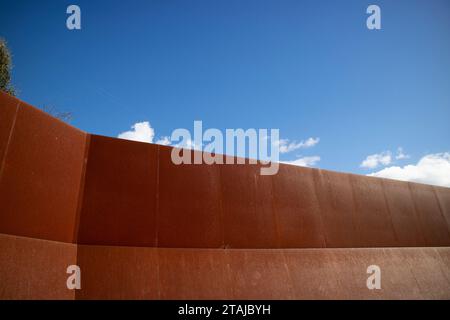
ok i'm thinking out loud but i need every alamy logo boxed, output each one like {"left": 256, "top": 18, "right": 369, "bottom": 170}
{"left": 66, "top": 5, "right": 81, "bottom": 30}
{"left": 366, "top": 265, "right": 381, "bottom": 290}
{"left": 170, "top": 121, "right": 280, "bottom": 175}
{"left": 66, "top": 265, "right": 81, "bottom": 290}
{"left": 366, "top": 5, "right": 381, "bottom": 30}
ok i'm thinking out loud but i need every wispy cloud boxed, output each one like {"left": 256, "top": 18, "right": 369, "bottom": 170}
{"left": 395, "top": 147, "right": 410, "bottom": 160}
{"left": 360, "top": 147, "right": 410, "bottom": 169}
{"left": 283, "top": 156, "right": 321, "bottom": 167}
{"left": 360, "top": 151, "right": 392, "bottom": 169}
{"left": 274, "top": 137, "right": 320, "bottom": 154}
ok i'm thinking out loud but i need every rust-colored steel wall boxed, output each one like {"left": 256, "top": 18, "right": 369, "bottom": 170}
{"left": 1, "top": 92, "right": 450, "bottom": 300}
{"left": 1, "top": 92, "right": 449, "bottom": 248}
{"left": 75, "top": 134, "right": 450, "bottom": 248}
{"left": 0, "top": 92, "right": 87, "bottom": 243}
{"left": 221, "top": 162, "right": 280, "bottom": 248}
{"left": 77, "top": 135, "right": 158, "bottom": 246}
{"left": 0, "top": 234, "right": 434, "bottom": 300}
{"left": 75, "top": 243, "right": 449, "bottom": 300}
{"left": 0, "top": 91, "right": 19, "bottom": 167}
{"left": 0, "top": 233, "right": 77, "bottom": 300}
{"left": 409, "top": 182, "right": 450, "bottom": 244}
{"left": 157, "top": 146, "right": 224, "bottom": 248}
{"left": 435, "top": 185, "right": 450, "bottom": 231}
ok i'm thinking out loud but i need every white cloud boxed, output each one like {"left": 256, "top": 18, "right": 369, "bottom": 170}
{"left": 118, "top": 121, "right": 171, "bottom": 145}
{"left": 274, "top": 137, "right": 320, "bottom": 154}
{"left": 360, "top": 151, "right": 392, "bottom": 169}
{"left": 361, "top": 147, "right": 411, "bottom": 169}
{"left": 395, "top": 147, "right": 410, "bottom": 160}
{"left": 283, "top": 156, "right": 321, "bottom": 167}
{"left": 302, "top": 137, "right": 320, "bottom": 148}
{"left": 118, "top": 121, "right": 155, "bottom": 143}
{"left": 368, "top": 152, "right": 450, "bottom": 187}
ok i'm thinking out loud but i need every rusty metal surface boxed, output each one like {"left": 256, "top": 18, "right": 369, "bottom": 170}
{"left": 0, "top": 98, "right": 87, "bottom": 243}
{"left": 435, "top": 185, "right": 450, "bottom": 231}
{"left": 381, "top": 178, "right": 424, "bottom": 246}
{"left": 76, "top": 246, "right": 450, "bottom": 299}
{"left": 157, "top": 146, "right": 223, "bottom": 248}
{"left": 273, "top": 165, "right": 325, "bottom": 248}
{"left": 157, "top": 248, "right": 230, "bottom": 299}
{"left": 75, "top": 244, "right": 160, "bottom": 300}
{"left": 1, "top": 234, "right": 445, "bottom": 300}
{"left": 226, "top": 249, "right": 294, "bottom": 299}
{"left": 0, "top": 91, "right": 19, "bottom": 168}
{"left": 1, "top": 93, "right": 450, "bottom": 300}
{"left": 221, "top": 162, "right": 279, "bottom": 248}
{"left": 312, "top": 169, "right": 359, "bottom": 247}
{"left": 349, "top": 174, "right": 398, "bottom": 247}
{"left": 77, "top": 134, "right": 158, "bottom": 246}
{"left": 0, "top": 233, "right": 77, "bottom": 300}
{"left": 409, "top": 182, "right": 450, "bottom": 245}
{"left": 1, "top": 93, "right": 450, "bottom": 248}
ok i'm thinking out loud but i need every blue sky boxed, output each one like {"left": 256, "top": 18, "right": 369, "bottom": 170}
{"left": 1, "top": 0, "right": 449, "bottom": 183}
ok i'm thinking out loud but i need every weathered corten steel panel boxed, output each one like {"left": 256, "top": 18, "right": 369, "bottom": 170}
{"left": 0, "top": 91, "right": 19, "bottom": 168}
{"left": 436, "top": 247, "right": 450, "bottom": 280}
{"left": 1, "top": 95, "right": 450, "bottom": 249}
{"left": 272, "top": 165, "right": 325, "bottom": 248}
{"left": 399, "top": 248, "right": 450, "bottom": 299}
{"left": 381, "top": 178, "right": 425, "bottom": 246}
{"left": 2, "top": 93, "right": 450, "bottom": 300}
{"left": 226, "top": 249, "right": 294, "bottom": 299}
{"left": 312, "top": 169, "right": 359, "bottom": 247}
{"left": 409, "top": 182, "right": 450, "bottom": 245}
{"left": 158, "top": 248, "right": 230, "bottom": 299}
{"left": 69, "top": 245, "right": 450, "bottom": 300}
{"left": 434, "top": 185, "right": 450, "bottom": 234}
{"left": 1, "top": 233, "right": 449, "bottom": 299}
{"left": 77, "top": 135, "right": 158, "bottom": 247}
{"left": 0, "top": 101, "right": 87, "bottom": 243}
{"left": 157, "top": 146, "right": 223, "bottom": 248}
{"left": 376, "top": 248, "right": 424, "bottom": 299}
{"left": 284, "top": 248, "right": 344, "bottom": 299}
{"left": 74, "top": 142, "right": 450, "bottom": 249}
{"left": 349, "top": 174, "right": 398, "bottom": 247}
{"left": 75, "top": 244, "right": 160, "bottom": 300}
{"left": 0, "top": 233, "right": 76, "bottom": 300}
{"left": 315, "top": 247, "right": 433, "bottom": 300}
{"left": 220, "top": 160, "right": 279, "bottom": 248}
